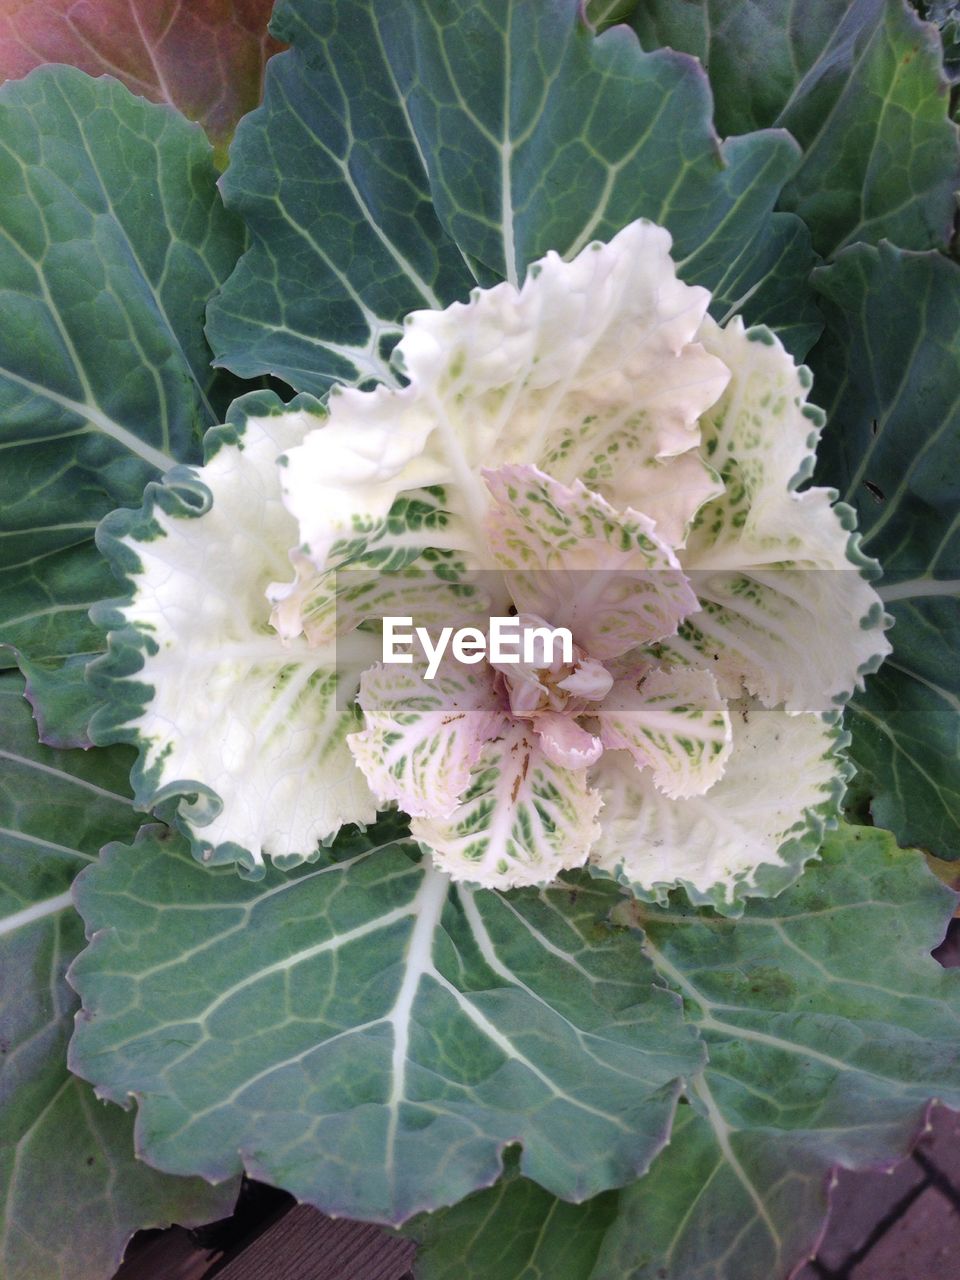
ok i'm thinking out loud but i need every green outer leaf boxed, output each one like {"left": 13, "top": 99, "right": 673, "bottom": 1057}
{"left": 206, "top": 0, "right": 476, "bottom": 395}
{"left": 633, "top": 0, "right": 960, "bottom": 258}
{"left": 584, "top": 0, "right": 640, "bottom": 35}
{"left": 0, "top": 66, "right": 245, "bottom": 739}
{"left": 776, "top": 0, "right": 960, "bottom": 256}
{"left": 380, "top": 0, "right": 800, "bottom": 290}
{"left": 811, "top": 243, "right": 960, "bottom": 857}
{"left": 594, "top": 826, "right": 960, "bottom": 1278}
{"left": 2, "top": 650, "right": 101, "bottom": 750}
{"left": 632, "top": 0, "right": 859, "bottom": 135}
{"left": 706, "top": 212, "right": 822, "bottom": 361}
{"left": 68, "top": 822, "right": 704, "bottom": 1226}
{"left": 210, "top": 0, "right": 815, "bottom": 386}
{"left": 407, "top": 1149, "right": 620, "bottom": 1280}
{"left": 918, "top": 1, "right": 960, "bottom": 82}
{"left": 409, "top": 827, "right": 960, "bottom": 1280}
{"left": 0, "top": 671, "right": 237, "bottom": 1280}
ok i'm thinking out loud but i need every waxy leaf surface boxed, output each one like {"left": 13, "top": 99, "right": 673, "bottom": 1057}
{"left": 207, "top": 0, "right": 475, "bottom": 395}
{"left": 0, "top": 68, "right": 244, "bottom": 741}
{"left": 210, "top": 0, "right": 818, "bottom": 391}
{"left": 633, "top": 0, "right": 960, "bottom": 257}
{"left": 69, "top": 823, "right": 703, "bottom": 1225}
{"left": 0, "top": 673, "right": 236, "bottom": 1280}
{"left": 812, "top": 243, "right": 960, "bottom": 857}
{"left": 410, "top": 827, "right": 960, "bottom": 1280}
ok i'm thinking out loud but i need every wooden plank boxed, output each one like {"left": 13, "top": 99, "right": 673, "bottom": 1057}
{"left": 213, "top": 1206, "right": 416, "bottom": 1280}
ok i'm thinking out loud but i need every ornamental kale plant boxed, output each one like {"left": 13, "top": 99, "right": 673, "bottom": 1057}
{"left": 1, "top": 3, "right": 959, "bottom": 1279}
{"left": 92, "top": 220, "right": 889, "bottom": 904}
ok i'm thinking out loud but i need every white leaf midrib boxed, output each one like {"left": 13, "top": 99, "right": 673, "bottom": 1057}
{"left": 0, "top": 890, "right": 76, "bottom": 939}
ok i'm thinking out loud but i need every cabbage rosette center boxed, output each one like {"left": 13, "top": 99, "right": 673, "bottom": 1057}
{"left": 89, "top": 219, "right": 891, "bottom": 911}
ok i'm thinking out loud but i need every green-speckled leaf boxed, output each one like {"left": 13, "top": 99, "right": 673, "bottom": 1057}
{"left": 0, "top": 672, "right": 237, "bottom": 1280}
{"left": 0, "top": 66, "right": 245, "bottom": 742}
{"left": 68, "top": 823, "right": 704, "bottom": 1226}
{"left": 633, "top": 0, "right": 960, "bottom": 257}
{"left": 409, "top": 827, "right": 960, "bottom": 1280}
{"left": 811, "top": 243, "right": 960, "bottom": 858}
